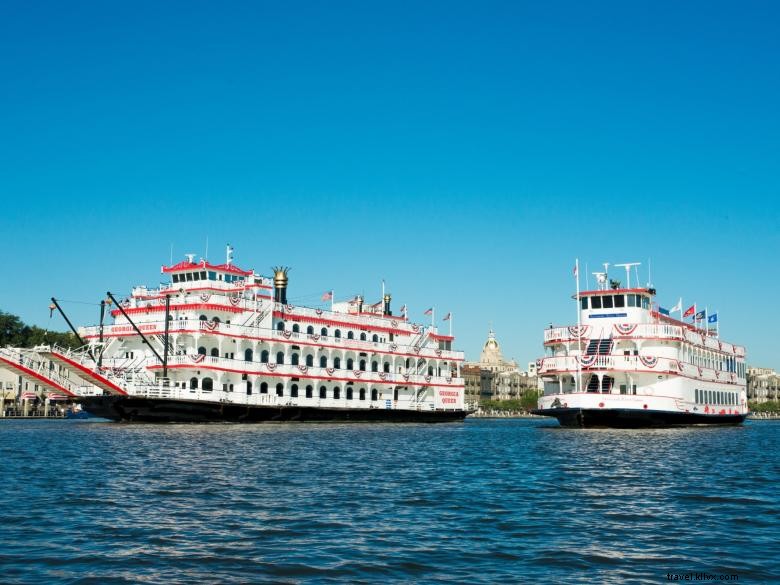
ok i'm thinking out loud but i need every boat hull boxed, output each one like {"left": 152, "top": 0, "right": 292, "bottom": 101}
{"left": 532, "top": 407, "right": 747, "bottom": 428}
{"left": 78, "top": 396, "right": 469, "bottom": 423}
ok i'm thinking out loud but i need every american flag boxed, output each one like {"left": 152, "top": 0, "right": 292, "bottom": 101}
{"left": 442, "top": 312, "right": 451, "bottom": 321}
{"left": 321, "top": 291, "right": 333, "bottom": 302}
{"left": 424, "top": 308, "right": 433, "bottom": 316}
{"left": 399, "top": 304, "right": 407, "bottom": 314}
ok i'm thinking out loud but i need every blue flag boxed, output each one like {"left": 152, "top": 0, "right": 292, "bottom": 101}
{"left": 659, "top": 307, "right": 670, "bottom": 316}
{"left": 708, "top": 313, "right": 718, "bottom": 323}
{"left": 694, "top": 310, "right": 706, "bottom": 321}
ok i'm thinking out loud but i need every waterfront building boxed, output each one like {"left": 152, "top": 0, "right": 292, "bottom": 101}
{"left": 747, "top": 367, "right": 779, "bottom": 403}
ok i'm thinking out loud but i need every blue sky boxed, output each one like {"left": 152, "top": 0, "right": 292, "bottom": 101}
{"left": 1, "top": 1, "right": 778, "bottom": 368}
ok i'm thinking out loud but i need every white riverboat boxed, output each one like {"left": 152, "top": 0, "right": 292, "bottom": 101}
{"left": 532, "top": 262, "right": 748, "bottom": 427}
{"left": 0, "top": 248, "right": 467, "bottom": 422}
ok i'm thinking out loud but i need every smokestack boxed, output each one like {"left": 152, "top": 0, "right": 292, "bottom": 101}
{"left": 383, "top": 293, "right": 391, "bottom": 316}
{"left": 357, "top": 295, "right": 364, "bottom": 313}
{"left": 272, "top": 267, "right": 289, "bottom": 304}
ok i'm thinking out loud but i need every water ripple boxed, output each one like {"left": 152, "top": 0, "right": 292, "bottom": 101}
{"left": 0, "top": 419, "right": 778, "bottom": 583}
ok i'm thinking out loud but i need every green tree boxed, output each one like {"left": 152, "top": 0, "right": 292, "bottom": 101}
{"left": 0, "top": 310, "right": 81, "bottom": 349}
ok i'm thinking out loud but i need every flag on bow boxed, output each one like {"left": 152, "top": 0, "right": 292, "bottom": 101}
{"left": 423, "top": 308, "right": 433, "bottom": 316}
{"left": 321, "top": 291, "right": 333, "bottom": 302}
{"left": 708, "top": 313, "right": 718, "bottom": 323}
{"left": 694, "top": 310, "right": 706, "bottom": 321}
{"left": 683, "top": 305, "right": 696, "bottom": 318}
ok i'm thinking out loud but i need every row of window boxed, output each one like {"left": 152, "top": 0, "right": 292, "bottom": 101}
{"left": 173, "top": 272, "right": 245, "bottom": 283}
{"left": 194, "top": 347, "right": 443, "bottom": 374}
{"left": 695, "top": 388, "right": 738, "bottom": 406}
{"left": 275, "top": 322, "right": 389, "bottom": 343}
{"left": 186, "top": 377, "right": 388, "bottom": 400}
{"left": 581, "top": 294, "right": 650, "bottom": 310}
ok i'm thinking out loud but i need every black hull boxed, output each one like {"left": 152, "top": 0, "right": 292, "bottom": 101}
{"left": 531, "top": 407, "right": 747, "bottom": 428}
{"left": 78, "top": 396, "right": 469, "bottom": 423}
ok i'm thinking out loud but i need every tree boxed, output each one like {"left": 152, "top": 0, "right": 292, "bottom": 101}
{"left": 0, "top": 310, "right": 81, "bottom": 349}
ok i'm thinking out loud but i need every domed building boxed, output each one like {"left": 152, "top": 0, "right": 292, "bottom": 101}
{"left": 463, "top": 329, "right": 537, "bottom": 404}
{"left": 479, "top": 329, "right": 517, "bottom": 373}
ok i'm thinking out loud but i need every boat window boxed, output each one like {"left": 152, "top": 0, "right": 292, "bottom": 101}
{"left": 198, "top": 346, "right": 207, "bottom": 355}
{"left": 291, "top": 353, "right": 299, "bottom": 365}
{"left": 642, "top": 297, "right": 650, "bottom": 309}
{"left": 360, "top": 333, "right": 367, "bottom": 341}
{"left": 321, "top": 327, "right": 328, "bottom": 337}
{"left": 602, "top": 296, "right": 613, "bottom": 309}
{"left": 292, "top": 324, "right": 300, "bottom": 333}
{"left": 193, "top": 272, "right": 200, "bottom": 281}
{"left": 208, "top": 271, "right": 216, "bottom": 280}
{"left": 200, "top": 315, "right": 207, "bottom": 321}
{"left": 695, "top": 389, "right": 699, "bottom": 403}
{"left": 261, "top": 350, "right": 269, "bottom": 363}
{"left": 261, "top": 382, "right": 268, "bottom": 394}
{"left": 276, "top": 321, "right": 284, "bottom": 331}
{"left": 202, "top": 377, "right": 213, "bottom": 391}
{"left": 359, "top": 388, "right": 366, "bottom": 400}
{"left": 186, "top": 272, "right": 193, "bottom": 281}
{"left": 360, "top": 360, "right": 366, "bottom": 371}
{"left": 372, "top": 334, "right": 379, "bottom": 342}
{"left": 305, "top": 385, "right": 313, "bottom": 398}
{"left": 347, "top": 358, "right": 354, "bottom": 369}
{"left": 372, "top": 361, "right": 378, "bottom": 372}
{"left": 200, "top": 271, "right": 207, "bottom": 280}
{"left": 614, "top": 295, "right": 625, "bottom": 308}
{"left": 276, "top": 383, "right": 283, "bottom": 397}
{"left": 245, "top": 349, "right": 253, "bottom": 361}
{"left": 334, "top": 357, "right": 341, "bottom": 369}
{"left": 627, "top": 294, "right": 636, "bottom": 307}
{"left": 591, "top": 296, "right": 602, "bottom": 309}
{"left": 335, "top": 329, "right": 341, "bottom": 339}
{"left": 190, "top": 377, "right": 198, "bottom": 389}
{"left": 371, "top": 389, "right": 378, "bottom": 401}
{"left": 210, "top": 348, "right": 219, "bottom": 357}
{"left": 306, "top": 354, "right": 313, "bottom": 367}
{"left": 394, "top": 388, "right": 399, "bottom": 401}
{"left": 346, "top": 387, "right": 353, "bottom": 400}
{"left": 276, "top": 351, "right": 284, "bottom": 364}
{"left": 291, "top": 384, "right": 298, "bottom": 398}
{"left": 347, "top": 331, "right": 354, "bottom": 340}
{"left": 384, "top": 362, "right": 390, "bottom": 373}
{"left": 581, "top": 297, "right": 588, "bottom": 310}
{"left": 333, "top": 387, "right": 341, "bottom": 399}
{"left": 173, "top": 274, "right": 180, "bottom": 283}
{"left": 319, "top": 386, "right": 326, "bottom": 399}
{"left": 620, "top": 384, "right": 627, "bottom": 395}
{"left": 320, "top": 356, "right": 327, "bottom": 368}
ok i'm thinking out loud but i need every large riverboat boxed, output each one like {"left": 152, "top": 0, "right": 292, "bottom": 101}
{"left": 532, "top": 262, "right": 748, "bottom": 427}
{"left": 0, "top": 249, "right": 467, "bottom": 422}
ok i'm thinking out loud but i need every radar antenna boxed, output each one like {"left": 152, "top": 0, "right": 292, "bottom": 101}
{"left": 615, "top": 262, "right": 641, "bottom": 289}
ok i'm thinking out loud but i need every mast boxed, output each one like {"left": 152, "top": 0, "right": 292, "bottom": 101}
{"left": 575, "top": 259, "right": 581, "bottom": 394}
{"left": 51, "top": 297, "right": 98, "bottom": 364}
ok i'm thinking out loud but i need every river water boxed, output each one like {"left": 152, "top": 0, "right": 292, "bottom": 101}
{"left": 0, "top": 418, "right": 777, "bottom": 583}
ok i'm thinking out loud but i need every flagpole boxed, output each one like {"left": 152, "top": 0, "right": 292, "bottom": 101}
{"left": 331, "top": 290, "right": 334, "bottom": 312}
{"left": 449, "top": 313, "right": 453, "bottom": 337}
{"left": 575, "top": 258, "right": 581, "bottom": 394}
{"left": 432, "top": 307, "right": 435, "bottom": 328}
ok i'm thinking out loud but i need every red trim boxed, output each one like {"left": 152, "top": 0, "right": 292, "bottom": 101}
{"left": 162, "top": 260, "right": 252, "bottom": 276}
{"left": 49, "top": 351, "right": 127, "bottom": 395}
{"left": 576, "top": 288, "right": 653, "bottom": 297}
{"left": 111, "top": 303, "right": 246, "bottom": 317}
{"left": 0, "top": 356, "right": 76, "bottom": 396}
{"left": 430, "top": 333, "right": 454, "bottom": 341}
{"left": 540, "top": 366, "right": 743, "bottom": 387}
{"left": 150, "top": 363, "right": 463, "bottom": 389}
{"left": 134, "top": 285, "right": 272, "bottom": 300}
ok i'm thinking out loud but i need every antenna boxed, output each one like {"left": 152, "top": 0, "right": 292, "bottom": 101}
{"left": 615, "top": 262, "right": 641, "bottom": 289}
{"left": 226, "top": 243, "right": 234, "bottom": 265}
{"left": 648, "top": 257, "right": 653, "bottom": 287}
{"left": 602, "top": 262, "right": 610, "bottom": 285}
{"left": 205, "top": 236, "right": 209, "bottom": 261}
{"left": 593, "top": 272, "right": 607, "bottom": 290}
{"left": 169, "top": 243, "right": 173, "bottom": 265}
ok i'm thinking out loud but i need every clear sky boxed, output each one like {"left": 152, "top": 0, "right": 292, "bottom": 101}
{"left": 1, "top": 1, "right": 778, "bottom": 368}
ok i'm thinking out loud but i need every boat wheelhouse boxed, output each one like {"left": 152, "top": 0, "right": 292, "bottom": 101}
{"left": 0, "top": 249, "right": 467, "bottom": 423}
{"left": 532, "top": 262, "right": 747, "bottom": 427}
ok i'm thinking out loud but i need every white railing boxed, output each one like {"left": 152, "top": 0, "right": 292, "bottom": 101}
{"left": 544, "top": 323, "right": 745, "bottom": 355}
{"left": 538, "top": 355, "right": 745, "bottom": 385}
